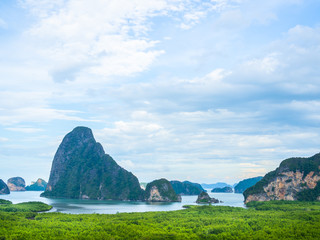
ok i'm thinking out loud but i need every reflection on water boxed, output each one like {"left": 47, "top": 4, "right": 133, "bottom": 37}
{"left": 1, "top": 191, "right": 245, "bottom": 214}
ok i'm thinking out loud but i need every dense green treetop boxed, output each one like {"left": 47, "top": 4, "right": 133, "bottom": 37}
{"left": 1, "top": 200, "right": 320, "bottom": 239}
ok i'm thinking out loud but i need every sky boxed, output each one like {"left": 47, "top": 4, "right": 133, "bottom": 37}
{"left": 1, "top": 0, "right": 320, "bottom": 186}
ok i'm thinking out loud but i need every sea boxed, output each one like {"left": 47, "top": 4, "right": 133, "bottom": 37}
{"left": 1, "top": 190, "right": 245, "bottom": 214}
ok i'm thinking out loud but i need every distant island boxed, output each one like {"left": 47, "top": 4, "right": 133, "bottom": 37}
{"left": 211, "top": 186, "right": 233, "bottom": 193}
{"left": 170, "top": 180, "right": 204, "bottom": 195}
{"left": 234, "top": 176, "right": 263, "bottom": 193}
{"left": 201, "top": 182, "right": 232, "bottom": 189}
{"left": 26, "top": 179, "right": 47, "bottom": 191}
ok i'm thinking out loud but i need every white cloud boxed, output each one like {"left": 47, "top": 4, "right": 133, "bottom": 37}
{"left": 0, "top": 107, "right": 97, "bottom": 125}
{"left": 1, "top": 0, "right": 320, "bottom": 184}
{"left": 243, "top": 53, "right": 280, "bottom": 74}
{"left": 5, "top": 127, "right": 44, "bottom": 133}
{"left": 19, "top": 0, "right": 228, "bottom": 82}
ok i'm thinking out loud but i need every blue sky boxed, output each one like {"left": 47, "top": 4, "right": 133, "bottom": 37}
{"left": 1, "top": 0, "right": 320, "bottom": 185}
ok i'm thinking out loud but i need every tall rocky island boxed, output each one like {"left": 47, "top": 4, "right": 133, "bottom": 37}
{"left": 41, "top": 127, "right": 144, "bottom": 200}
{"left": 244, "top": 153, "right": 320, "bottom": 203}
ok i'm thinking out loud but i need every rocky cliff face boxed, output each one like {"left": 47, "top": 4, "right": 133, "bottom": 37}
{"left": 26, "top": 178, "right": 47, "bottom": 191}
{"left": 244, "top": 153, "right": 320, "bottom": 203}
{"left": 0, "top": 179, "right": 10, "bottom": 195}
{"left": 41, "top": 126, "right": 144, "bottom": 200}
{"left": 196, "top": 191, "right": 219, "bottom": 204}
{"left": 170, "top": 180, "right": 204, "bottom": 195}
{"left": 7, "top": 177, "right": 25, "bottom": 191}
{"left": 145, "top": 179, "right": 181, "bottom": 202}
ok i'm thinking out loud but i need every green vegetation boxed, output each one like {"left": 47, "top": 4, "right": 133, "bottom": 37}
{"left": 170, "top": 180, "right": 204, "bottom": 195}
{"left": 234, "top": 176, "right": 263, "bottom": 193}
{"left": 0, "top": 200, "right": 52, "bottom": 212}
{"left": 279, "top": 153, "right": 320, "bottom": 177}
{"left": 1, "top": 200, "right": 320, "bottom": 239}
{"left": 0, "top": 199, "right": 12, "bottom": 204}
{"left": 296, "top": 183, "right": 320, "bottom": 201}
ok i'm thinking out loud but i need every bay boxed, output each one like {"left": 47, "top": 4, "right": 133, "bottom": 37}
{"left": 1, "top": 191, "right": 245, "bottom": 214}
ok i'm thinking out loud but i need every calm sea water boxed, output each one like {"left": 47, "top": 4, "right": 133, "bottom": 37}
{"left": 1, "top": 190, "right": 245, "bottom": 214}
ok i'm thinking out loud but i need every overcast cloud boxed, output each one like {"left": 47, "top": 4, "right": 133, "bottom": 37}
{"left": 1, "top": 0, "right": 320, "bottom": 185}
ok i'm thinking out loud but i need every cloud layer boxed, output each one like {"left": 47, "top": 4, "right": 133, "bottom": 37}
{"left": 1, "top": 0, "right": 320, "bottom": 185}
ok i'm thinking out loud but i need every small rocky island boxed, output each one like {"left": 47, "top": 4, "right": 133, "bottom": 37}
{"left": 211, "top": 186, "right": 233, "bottom": 193}
{"left": 145, "top": 179, "right": 181, "bottom": 202}
{"left": 244, "top": 153, "right": 320, "bottom": 203}
{"left": 7, "top": 177, "right": 25, "bottom": 191}
{"left": 196, "top": 191, "right": 219, "bottom": 204}
{"left": 0, "top": 179, "right": 10, "bottom": 195}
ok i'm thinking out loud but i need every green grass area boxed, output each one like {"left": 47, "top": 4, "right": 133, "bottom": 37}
{"left": 1, "top": 200, "right": 320, "bottom": 239}
{"left": 0, "top": 201, "right": 52, "bottom": 213}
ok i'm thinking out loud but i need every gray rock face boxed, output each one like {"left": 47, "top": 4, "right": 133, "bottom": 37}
{"left": 0, "top": 179, "right": 10, "bottom": 194}
{"left": 196, "top": 191, "right": 219, "bottom": 204}
{"left": 7, "top": 177, "right": 25, "bottom": 191}
{"left": 41, "top": 126, "right": 144, "bottom": 200}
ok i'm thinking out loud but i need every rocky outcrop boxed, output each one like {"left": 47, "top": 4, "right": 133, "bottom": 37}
{"left": 0, "top": 179, "right": 10, "bottom": 195}
{"left": 7, "top": 177, "right": 25, "bottom": 191}
{"left": 170, "top": 180, "right": 204, "bottom": 195}
{"left": 145, "top": 179, "right": 181, "bottom": 202}
{"left": 41, "top": 126, "right": 144, "bottom": 200}
{"left": 244, "top": 153, "right": 320, "bottom": 203}
{"left": 26, "top": 178, "right": 48, "bottom": 191}
{"left": 211, "top": 186, "right": 233, "bottom": 193}
{"left": 234, "top": 176, "right": 263, "bottom": 193}
{"left": 196, "top": 191, "right": 219, "bottom": 204}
